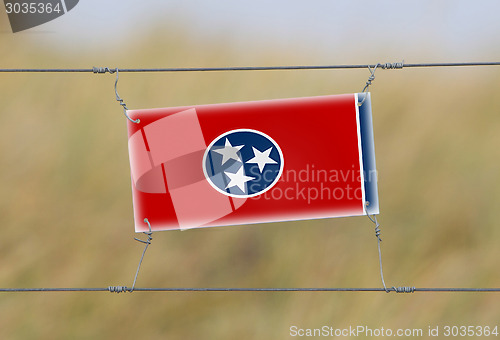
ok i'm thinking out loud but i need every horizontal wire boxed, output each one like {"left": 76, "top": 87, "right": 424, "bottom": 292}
{"left": 0, "top": 62, "right": 499, "bottom": 73}
{"left": 1, "top": 287, "right": 499, "bottom": 293}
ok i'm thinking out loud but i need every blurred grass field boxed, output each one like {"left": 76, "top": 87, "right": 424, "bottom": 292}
{"left": 1, "top": 16, "right": 500, "bottom": 340}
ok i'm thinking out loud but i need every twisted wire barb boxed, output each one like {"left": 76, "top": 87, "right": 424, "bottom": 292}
{"left": 107, "top": 218, "right": 154, "bottom": 294}
{"left": 361, "top": 64, "right": 379, "bottom": 94}
{"left": 108, "top": 286, "right": 128, "bottom": 294}
{"left": 379, "top": 61, "right": 404, "bottom": 69}
{"left": 358, "top": 61, "right": 405, "bottom": 106}
{"left": 92, "top": 67, "right": 139, "bottom": 124}
{"left": 365, "top": 202, "right": 415, "bottom": 294}
{"left": 113, "top": 68, "right": 140, "bottom": 124}
{"left": 92, "top": 67, "right": 114, "bottom": 74}
{"left": 130, "top": 218, "right": 154, "bottom": 292}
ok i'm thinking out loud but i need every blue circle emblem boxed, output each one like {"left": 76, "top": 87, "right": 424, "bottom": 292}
{"left": 203, "top": 129, "right": 284, "bottom": 197}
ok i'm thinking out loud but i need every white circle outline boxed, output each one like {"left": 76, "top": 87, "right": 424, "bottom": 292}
{"left": 202, "top": 129, "right": 284, "bottom": 198}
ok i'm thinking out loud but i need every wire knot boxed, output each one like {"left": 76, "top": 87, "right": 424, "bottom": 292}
{"left": 92, "top": 67, "right": 116, "bottom": 74}
{"left": 365, "top": 202, "right": 382, "bottom": 242}
{"left": 128, "top": 218, "right": 154, "bottom": 293}
{"left": 359, "top": 61, "right": 404, "bottom": 106}
{"left": 134, "top": 218, "right": 153, "bottom": 245}
{"left": 134, "top": 233, "right": 153, "bottom": 245}
{"left": 380, "top": 61, "right": 404, "bottom": 69}
{"left": 358, "top": 64, "right": 379, "bottom": 106}
{"left": 374, "top": 223, "right": 382, "bottom": 242}
{"left": 391, "top": 286, "right": 416, "bottom": 293}
{"left": 108, "top": 286, "right": 129, "bottom": 293}
{"left": 365, "top": 73, "right": 376, "bottom": 87}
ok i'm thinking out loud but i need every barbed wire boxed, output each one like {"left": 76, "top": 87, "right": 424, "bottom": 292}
{"left": 0, "top": 287, "right": 499, "bottom": 293}
{"left": 0, "top": 61, "right": 499, "bottom": 73}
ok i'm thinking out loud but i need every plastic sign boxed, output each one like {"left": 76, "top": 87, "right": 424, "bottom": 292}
{"left": 126, "top": 93, "right": 379, "bottom": 232}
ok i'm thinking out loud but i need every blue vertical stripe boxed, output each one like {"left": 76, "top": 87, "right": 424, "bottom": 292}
{"left": 358, "top": 93, "right": 379, "bottom": 215}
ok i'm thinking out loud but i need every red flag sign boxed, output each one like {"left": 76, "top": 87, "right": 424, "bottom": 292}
{"left": 127, "top": 93, "right": 378, "bottom": 232}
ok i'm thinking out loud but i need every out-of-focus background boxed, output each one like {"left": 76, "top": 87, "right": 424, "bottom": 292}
{"left": 1, "top": 1, "right": 499, "bottom": 339}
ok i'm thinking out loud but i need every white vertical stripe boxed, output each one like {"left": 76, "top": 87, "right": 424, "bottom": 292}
{"left": 60, "top": 0, "right": 68, "bottom": 13}
{"left": 354, "top": 93, "right": 366, "bottom": 214}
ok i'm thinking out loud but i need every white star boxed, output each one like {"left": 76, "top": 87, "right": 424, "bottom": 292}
{"left": 246, "top": 146, "right": 277, "bottom": 173}
{"left": 211, "top": 138, "right": 244, "bottom": 165}
{"left": 224, "top": 166, "right": 255, "bottom": 193}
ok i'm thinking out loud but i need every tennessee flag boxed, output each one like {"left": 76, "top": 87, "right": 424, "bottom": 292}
{"left": 127, "top": 93, "right": 378, "bottom": 232}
